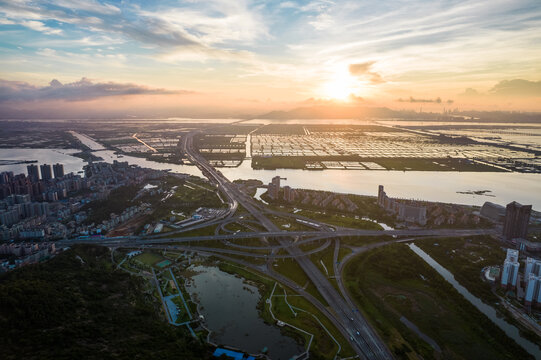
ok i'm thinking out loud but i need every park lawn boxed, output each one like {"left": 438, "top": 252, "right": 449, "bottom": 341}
{"left": 337, "top": 246, "right": 352, "bottom": 263}
{"left": 269, "top": 215, "right": 315, "bottom": 231}
{"left": 309, "top": 242, "right": 335, "bottom": 277}
{"left": 273, "top": 258, "right": 329, "bottom": 307}
{"left": 344, "top": 243, "right": 533, "bottom": 360}
{"left": 133, "top": 252, "right": 165, "bottom": 267}
{"left": 274, "top": 257, "right": 309, "bottom": 287}
{"left": 296, "top": 209, "right": 383, "bottom": 230}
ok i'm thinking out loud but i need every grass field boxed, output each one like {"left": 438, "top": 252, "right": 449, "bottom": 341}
{"left": 133, "top": 252, "right": 165, "bottom": 267}
{"left": 343, "top": 243, "right": 533, "bottom": 359}
{"left": 415, "top": 236, "right": 505, "bottom": 304}
{"left": 252, "top": 156, "right": 503, "bottom": 172}
{"left": 309, "top": 242, "right": 335, "bottom": 277}
{"left": 295, "top": 209, "right": 383, "bottom": 230}
{"left": 415, "top": 236, "right": 541, "bottom": 347}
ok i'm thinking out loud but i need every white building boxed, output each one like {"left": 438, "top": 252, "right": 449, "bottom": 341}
{"left": 500, "top": 249, "right": 520, "bottom": 289}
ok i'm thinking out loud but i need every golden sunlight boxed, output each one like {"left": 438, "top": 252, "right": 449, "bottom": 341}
{"left": 319, "top": 71, "right": 360, "bottom": 101}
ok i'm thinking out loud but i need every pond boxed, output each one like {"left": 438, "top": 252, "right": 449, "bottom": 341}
{"left": 185, "top": 265, "right": 304, "bottom": 359}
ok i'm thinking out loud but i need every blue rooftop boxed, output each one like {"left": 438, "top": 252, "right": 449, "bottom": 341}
{"left": 213, "top": 348, "right": 244, "bottom": 360}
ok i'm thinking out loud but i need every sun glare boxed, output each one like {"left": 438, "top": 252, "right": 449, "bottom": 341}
{"left": 319, "top": 71, "right": 359, "bottom": 101}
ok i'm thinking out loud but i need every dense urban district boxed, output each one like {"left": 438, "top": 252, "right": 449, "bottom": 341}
{"left": 1, "top": 119, "right": 541, "bottom": 360}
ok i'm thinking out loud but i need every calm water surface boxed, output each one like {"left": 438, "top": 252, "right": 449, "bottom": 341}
{"left": 1, "top": 130, "right": 540, "bottom": 210}
{"left": 221, "top": 160, "right": 541, "bottom": 210}
{"left": 185, "top": 265, "right": 303, "bottom": 359}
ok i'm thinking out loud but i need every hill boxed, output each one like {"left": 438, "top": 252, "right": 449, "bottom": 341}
{"left": 0, "top": 245, "right": 210, "bottom": 360}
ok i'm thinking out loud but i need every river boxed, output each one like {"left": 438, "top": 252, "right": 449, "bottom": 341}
{"left": 408, "top": 243, "right": 541, "bottom": 359}
{"left": 1, "top": 131, "right": 540, "bottom": 210}
{"left": 220, "top": 159, "right": 541, "bottom": 210}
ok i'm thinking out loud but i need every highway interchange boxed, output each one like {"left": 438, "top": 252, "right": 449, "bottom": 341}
{"left": 65, "top": 129, "right": 500, "bottom": 360}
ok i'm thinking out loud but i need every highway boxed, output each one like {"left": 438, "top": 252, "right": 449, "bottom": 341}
{"left": 180, "top": 131, "right": 394, "bottom": 360}
{"left": 66, "top": 129, "right": 497, "bottom": 359}
{"left": 62, "top": 228, "right": 495, "bottom": 247}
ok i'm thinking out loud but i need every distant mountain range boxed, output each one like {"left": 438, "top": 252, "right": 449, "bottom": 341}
{"left": 256, "top": 105, "right": 541, "bottom": 123}
{"left": 258, "top": 105, "right": 404, "bottom": 119}
{"left": 2, "top": 102, "right": 540, "bottom": 123}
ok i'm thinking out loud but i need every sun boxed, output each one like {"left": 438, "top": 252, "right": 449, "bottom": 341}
{"left": 319, "top": 71, "right": 359, "bottom": 101}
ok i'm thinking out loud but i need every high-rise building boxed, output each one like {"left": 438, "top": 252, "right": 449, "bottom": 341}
{"left": 283, "top": 186, "right": 296, "bottom": 202}
{"left": 378, "top": 185, "right": 385, "bottom": 207}
{"left": 377, "top": 185, "right": 427, "bottom": 226}
{"left": 268, "top": 176, "right": 282, "bottom": 200}
{"left": 524, "top": 274, "right": 541, "bottom": 306}
{"left": 40, "top": 164, "right": 53, "bottom": 181}
{"left": 53, "top": 163, "right": 64, "bottom": 178}
{"left": 525, "top": 257, "right": 541, "bottom": 280}
{"left": 0, "top": 171, "right": 11, "bottom": 184}
{"left": 500, "top": 248, "right": 520, "bottom": 289}
{"left": 503, "top": 201, "right": 531, "bottom": 240}
{"left": 27, "top": 164, "right": 39, "bottom": 182}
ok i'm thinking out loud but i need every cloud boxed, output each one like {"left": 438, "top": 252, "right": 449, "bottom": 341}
{"left": 489, "top": 79, "right": 541, "bottom": 97}
{"left": 0, "top": 0, "right": 265, "bottom": 63}
{"left": 459, "top": 88, "right": 481, "bottom": 97}
{"left": 349, "top": 62, "right": 373, "bottom": 75}
{"left": 348, "top": 61, "right": 385, "bottom": 84}
{"left": 20, "top": 20, "right": 62, "bottom": 34}
{"left": 459, "top": 80, "right": 541, "bottom": 98}
{"left": 0, "top": 78, "right": 192, "bottom": 102}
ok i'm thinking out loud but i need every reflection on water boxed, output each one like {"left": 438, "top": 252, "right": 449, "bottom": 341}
{"left": 2, "top": 128, "right": 540, "bottom": 211}
{"left": 253, "top": 188, "right": 268, "bottom": 204}
{"left": 94, "top": 150, "right": 203, "bottom": 177}
{"left": 0, "top": 148, "right": 86, "bottom": 175}
{"left": 221, "top": 160, "right": 541, "bottom": 210}
{"left": 408, "top": 243, "right": 541, "bottom": 359}
{"left": 185, "top": 265, "right": 303, "bottom": 359}
{"left": 0, "top": 148, "right": 204, "bottom": 178}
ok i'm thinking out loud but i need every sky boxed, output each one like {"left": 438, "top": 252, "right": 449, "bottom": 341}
{"left": 0, "top": 0, "right": 541, "bottom": 118}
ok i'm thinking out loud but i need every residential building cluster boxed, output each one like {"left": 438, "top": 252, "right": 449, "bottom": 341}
{"left": 296, "top": 189, "right": 359, "bottom": 212}
{"left": 377, "top": 185, "right": 482, "bottom": 227}
{"left": 267, "top": 175, "right": 359, "bottom": 212}
{"left": 0, "top": 241, "right": 56, "bottom": 272}
{"left": 497, "top": 248, "right": 541, "bottom": 308}
{"left": 267, "top": 176, "right": 283, "bottom": 200}
{"left": 77, "top": 203, "right": 151, "bottom": 236}
{"left": 0, "top": 160, "right": 168, "bottom": 240}
{"left": 426, "top": 203, "right": 481, "bottom": 227}
{"left": 0, "top": 163, "right": 86, "bottom": 202}
{"left": 377, "top": 185, "right": 427, "bottom": 225}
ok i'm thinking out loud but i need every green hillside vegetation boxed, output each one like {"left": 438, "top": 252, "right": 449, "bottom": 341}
{"left": 0, "top": 245, "right": 210, "bottom": 360}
